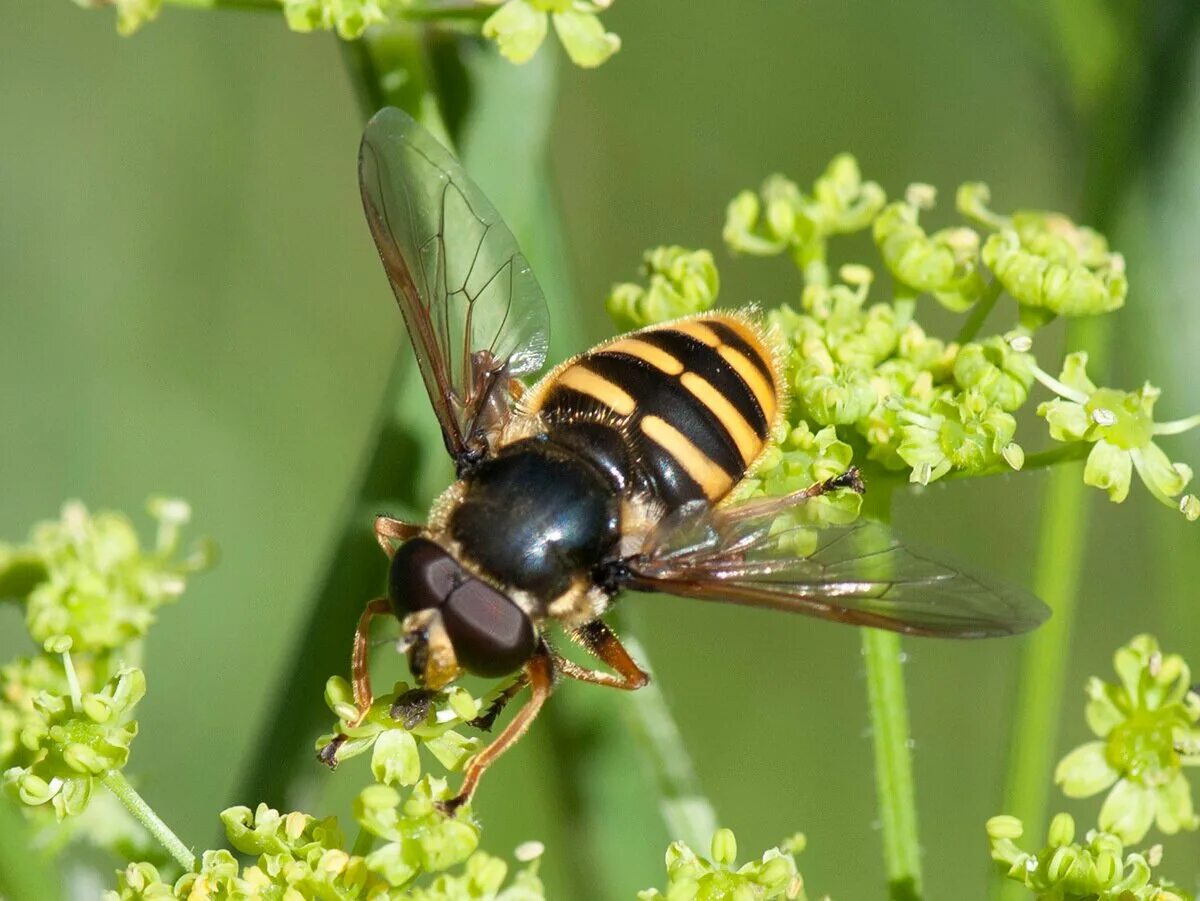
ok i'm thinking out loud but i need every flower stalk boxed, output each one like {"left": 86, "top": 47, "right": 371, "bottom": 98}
{"left": 101, "top": 770, "right": 196, "bottom": 873}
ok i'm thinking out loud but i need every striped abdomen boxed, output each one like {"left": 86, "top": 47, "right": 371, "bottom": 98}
{"left": 525, "top": 314, "right": 783, "bottom": 512}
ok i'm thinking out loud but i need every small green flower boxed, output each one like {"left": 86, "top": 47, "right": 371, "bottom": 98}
{"left": 409, "top": 847, "right": 547, "bottom": 900}
{"left": 0, "top": 498, "right": 212, "bottom": 652}
{"left": 71, "top": 0, "right": 162, "bottom": 36}
{"left": 733, "top": 422, "right": 863, "bottom": 534}
{"left": 483, "top": 0, "right": 620, "bottom": 68}
{"left": 872, "top": 187, "right": 986, "bottom": 312}
{"left": 953, "top": 335, "right": 1035, "bottom": 411}
{"left": 606, "top": 246, "right": 720, "bottom": 331}
{"left": 895, "top": 321, "right": 957, "bottom": 382}
{"left": 356, "top": 779, "right": 481, "bottom": 886}
{"left": 987, "top": 813, "right": 1190, "bottom": 901}
{"left": 962, "top": 183, "right": 1127, "bottom": 323}
{"left": 897, "top": 389, "right": 1023, "bottom": 485}
{"left": 724, "top": 156, "right": 884, "bottom": 280}
{"left": 1034, "top": 353, "right": 1199, "bottom": 515}
{"left": 1054, "top": 635, "right": 1200, "bottom": 844}
{"left": 3, "top": 665, "right": 144, "bottom": 819}
{"left": 795, "top": 271, "right": 901, "bottom": 370}
{"left": 282, "top": 0, "right": 386, "bottom": 39}
{"left": 638, "top": 828, "right": 809, "bottom": 901}
{"left": 1, "top": 654, "right": 77, "bottom": 770}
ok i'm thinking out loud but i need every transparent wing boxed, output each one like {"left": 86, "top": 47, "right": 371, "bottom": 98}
{"left": 359, "top": 107, "right": 550, "bottom": 464}
{"left": 623, "top": 492, "right": 1049, "bottom": 638}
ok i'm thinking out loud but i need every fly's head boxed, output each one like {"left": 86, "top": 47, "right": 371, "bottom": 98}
{"left": 388, "top": 537, "right": 537, "bottom": 689}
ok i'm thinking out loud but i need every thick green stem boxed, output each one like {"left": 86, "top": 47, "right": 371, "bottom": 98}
{"left": 863, "top": 628, "right": 921, "bottom": 901}
{"left": 621, "top": 637, "right": 718, "bottom": 852}
{"left": 857, "top": 482, "right": 921, "bottom": 900}
{"left": 101, "top": 770, "right": 196, "bottom": 873}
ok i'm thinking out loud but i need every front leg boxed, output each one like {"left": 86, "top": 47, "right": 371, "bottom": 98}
{"left": 374, "top": 515, "right": 421, "bottom": 556}
{"left": 440, "top": 645, "right": 555, "bottom": 815}
{"left": 318, "top": 597, "right": 393, "bottom": 768}
{"left": 555, "top": 619, "right": 650, "bottom": 691}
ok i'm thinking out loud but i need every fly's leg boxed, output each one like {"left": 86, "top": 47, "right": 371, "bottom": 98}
{"left": 469, "top": 673, "right": 531, "bottom": 732}
{"left": 803, "top": 466, "right": 864, "bottom": 498}
{"left": 439, "top": 646, "right": 555, "bottom": 815}
{"left": 374, "top": 515, "right": 421, "bottom": 556}
{"left": 318, "top": 597, "right": 393, "bottom": 768}
{"left": 555, "top": 619, "right": 650, "bottom": 691}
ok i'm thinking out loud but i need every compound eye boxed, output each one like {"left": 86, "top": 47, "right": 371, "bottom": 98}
{"left": 441, "top": 579, "right": 536, "bottom": 678}
{"left": 388, "top": 538, "right": 462, "bottom": 615}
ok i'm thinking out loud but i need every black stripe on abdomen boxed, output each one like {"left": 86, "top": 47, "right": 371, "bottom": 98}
{"left": 633, "top": 330, "right": 770, "bottom": 438}
{"left": 581, "top": 353, "right": 745, "bottom": 480}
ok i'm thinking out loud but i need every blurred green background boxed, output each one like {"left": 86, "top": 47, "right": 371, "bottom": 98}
{"left": 3, "top": 0, "right": 1200, "bottom": 897}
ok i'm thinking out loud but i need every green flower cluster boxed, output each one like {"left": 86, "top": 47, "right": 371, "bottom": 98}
{"left": 989, "top": 635, "right": 1200, "bottom": 899}
{"left": 594, "top": 156, "right": 1199, "bottom": 512}
{"left": 484, "top": 0, "right": 620, "bottom": 68}
{"left": 638, "top": 829, "right": 817, "bottom": 901}
{"left": 987, "top": 813, "right": 1190, "bottom": 901}
{"left": 873, "top": 185, "right": 985, "bottom": 312}
{"left": 0, "top": 498, "right": 212, "bottom": 652}
{"left": 107, "top": 787, "right": 542, "bottom": 898}
{"left": 318, "top": 675, "right": 500, "bottom": 776}
{"left": 72, "top": 0, "right": 623, "bottom": 69}
{"left": 960, "top": 183, "right": 1127, "bottom": 325}
{"left": 1034, "top": 354, "right": 1199, "bottom": 518}
{"left": 4, "top": 658, "right": 144, "bottom": 820}
{"left": 106, "top": 787, "right": 544, "bottom": 897}
{"left": 1055, "top": 635, "right": 1200, "bottom": 843}
{"left": 606, "top": 246, "right": 720, "bottom": 332}
{"left": 0, "top": 498, "right": 209, "bottom": 824}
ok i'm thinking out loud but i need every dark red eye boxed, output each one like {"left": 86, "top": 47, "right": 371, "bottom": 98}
{"left": 441, "top": 579, "right": 536, "bottom": 678}
{"left": 388, "top": 538, "right": 462, "bottom": 616}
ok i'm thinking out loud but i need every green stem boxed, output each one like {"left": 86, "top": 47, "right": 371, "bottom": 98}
{"left": 620, "top": 637, "right": 718, "bottom": 852}
{"left": 944, "top": 441, "right": 1090, "bottom": 481}
{"left": 101, "top": 770, "right": 195, "bottom": 873}
{"left": 857, "top": 483, "right": 921, "bottom": 901}
{"left": 863, "top": 628, "right": 921, "bottom": 901}
{"left": 953, "top": 278, "right": 1003, "bottom": 345}
{"left": 351, "top": 826, "right": 376, "bottom": 857}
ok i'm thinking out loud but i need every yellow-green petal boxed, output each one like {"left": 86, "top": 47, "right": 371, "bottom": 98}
{"left": 483, "top": 0, "right": 549, "bottom": 65}
{"left": 552, "top": 9, "right": 621, "bottom": 68}
{"left": 1084, "top": 439, "right": 1132, "bottom": 503}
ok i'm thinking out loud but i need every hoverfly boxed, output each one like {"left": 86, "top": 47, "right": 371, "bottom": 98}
{"left": 319, "top": 107, "right": 1049, "bottom": 812}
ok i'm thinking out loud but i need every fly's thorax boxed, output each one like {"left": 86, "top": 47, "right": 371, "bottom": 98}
{"left": 443, "top": 437, "right": 623, "bottom": 608}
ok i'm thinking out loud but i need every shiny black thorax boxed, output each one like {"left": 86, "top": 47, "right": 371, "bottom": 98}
{"left": 448, "top": 431, "right": 625, "bottom": 605}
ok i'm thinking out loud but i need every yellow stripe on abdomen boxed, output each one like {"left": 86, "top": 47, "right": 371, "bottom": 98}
{"left": 603, "top": 337, "right": 685, "bottom": 375}
{"left": 640, "top": 414, "right": 733, "bottom": 501}
{"left": 555, "top": 365, "right": 637, "bottom": 417}
{"left": 717, "top": 344, "right": 778, "bottom": 424}
{"left": 679, "top": 371, "right": 763, "bottom": 465}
